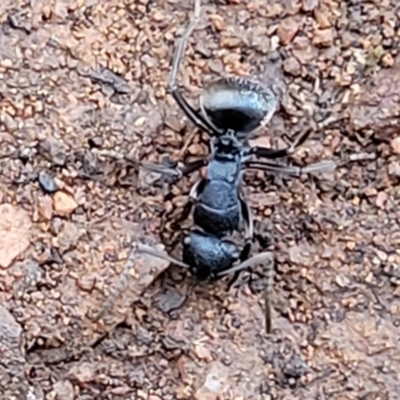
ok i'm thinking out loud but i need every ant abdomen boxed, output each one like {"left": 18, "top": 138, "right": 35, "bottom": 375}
{"left": 182, "top": 230, "right": 240, "bottom": 280}
{"left": 199, "top": 77, "right": 278, "bottom": 139}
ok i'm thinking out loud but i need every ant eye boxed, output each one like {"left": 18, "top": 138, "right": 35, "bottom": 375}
{"left": 199, "top": 78, "right": 278, "bottom": 139}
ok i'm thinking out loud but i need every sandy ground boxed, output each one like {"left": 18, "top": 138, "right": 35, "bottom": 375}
{"left": 1, "top": 0, "right": 400, "bottom": 399}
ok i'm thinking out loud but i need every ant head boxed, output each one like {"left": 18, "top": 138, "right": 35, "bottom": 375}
{"left": 211, "top": 131, "right": 242, "bottom": 160}
{"left": 199, "top": 77, "right": 278, "bottom": 141}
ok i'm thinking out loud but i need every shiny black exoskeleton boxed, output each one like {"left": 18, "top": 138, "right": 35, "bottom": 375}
{"left": 95, "top": 0, "right": 341, "bottom": 333}
{"left": 180, "top": 132, "right": 254, "bottom": 280}
{"left": 138, "top": 0, "right": 329, "bottom": 284}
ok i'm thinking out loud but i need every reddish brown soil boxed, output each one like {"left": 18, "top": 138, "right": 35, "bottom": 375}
{"left": 1, "top": 1, "right": 400, "bottom": 399}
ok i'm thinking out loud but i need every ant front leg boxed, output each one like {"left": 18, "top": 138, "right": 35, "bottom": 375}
{"left": 141, "top": 158, "right": 208, "bottom": 184}
{"left": 247, "top": 127, "right": 313, "bottom": 161}
{"left": 168, "top": 0, "right": 220, "bottom": 136}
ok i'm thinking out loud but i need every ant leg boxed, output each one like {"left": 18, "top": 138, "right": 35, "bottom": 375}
{"left": 247, "top": 127, "right": 313, "bottom": 160}
{"left": 168, "top": 0, "right": 219, "bottom": 136}
{"left": 248, "top": 113, "right": 358, "bottom": 162}
{"left": 220, "top": 197, "right": 274, "bottom": 334}
{"left": 245, "top": 159, "right": 337, "bottom": 177}
{"left": 225, "top": 196, "right": 253, "bottom": 291}
{"left": 239, "top": 195, "right": 254, "bottom": 261}
{"left": 171, "top": 178, "right": 205, "bottom": 230}
{"left": 168, "top": 0, "right": 201, "bottom": 93}
{"left": 245, "top": 152, "right": 376, "bottom": 177}
{"left": 136, "top": 244, "right": 190, "bottom": 269}
{"left": 217, "top": 251, "right": 275, "bottom": 334}
{"left": 91, "top": 243, "right": 190, "bottom": 322}
{"left": 141, "top": 158, "right": 208, "bottom": 182}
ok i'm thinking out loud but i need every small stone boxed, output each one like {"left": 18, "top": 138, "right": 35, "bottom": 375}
{"left": 0, "top": 59, "right": 13, "bottom": 68}
{"left": 314, "top": 9, "right": 331, "bottom": 28}
{"left": 53, "top": 380, "right": 74, "bottom": 400}
{"left": 110, "top": 386, "right": 134, "bottom": 396}
{"left": 68, "top": 362, "right": 95, "bottom": 383}
{"left": 58, "top": 222, "right": 79, "bottom": 253}
{"left": 188, "top": 143, "right": 204, "bottom": 156}
{"left": 141, "top": 54, "right": 157, "bottom": 69}
{"left": 391, "top": 137, "right": 400, "bottom": 154}
{"left": 88, "top": 136, "right": 102, "bottom": 148}
{"left": 383, "top": 25, "right": 395, "bottom": 39}
{"left": 37, "top": 195, "right": 54, "bottom": 221}
{"left": 302, "top": 0, "right": 319, "bottom": 11}
{"left": 38, "top": 170, "right": 59, "bottom": 193}
{"left": 381, "top": 52, "right": 394, "bottom": 68}
{"left": 194, "top": 390, "right": 218, "bottom": 400}
{"left": 156, "top": 289, "right": 186, "bottom": 313}
{"left": 152, "top": 10, "right": 164, "bottom": 22}
{"left": 209, "top": 14, "right": 226, "bottom": 32}
{"left": 376, "top": 191, "right": 388, "bottom": 209}
{"left": 376, "top": 250, "right": 388, "bottom": 262}
{"left": 388, "top": 161, "right": 400, "bottom": 177}
{"left": 313, "top": 28, "right": 333, "bottom": 47}
{"left": 0, "top": 204, "right": 32, "bottom": 268}
{"left": 35, "top": 100, "right": 44, "bottom": 113}
{"left": 1, "top": 113, "right": 18, "bottom": 132}
{"left": 194, "top": 343, "right": 213, "bottom": 361}
{"left": 283, "top": 57, "right": 302, "bottom": 76}
{"left": 53, "top": 192, "right": 78, "bottom": 216}
{"left": 283, "top": 354, "right": 308, "bottom": 378}
{"left": 335, "top": 273, "right": 350, "bottom": 288}
{"left": 77, "top": 274, "right": 96, "bottom": 292}
{"left": 195, "top": 362, "right": 229, "bottom": 400}
{"left": 277, "top": 17, "right": 299, "bottom": 45}
{"left": 134, "top": 116, "right": 146, "bottom": 127}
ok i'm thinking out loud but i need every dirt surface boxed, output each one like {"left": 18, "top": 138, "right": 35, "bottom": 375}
{"left": 1, "top": 0, "right": 400, "bottom": 399}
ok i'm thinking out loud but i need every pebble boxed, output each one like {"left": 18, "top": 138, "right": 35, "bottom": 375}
{"left": 1, "top": 113, "right": 18, "bottom": 132}
{"left": 0, "top": 59, "right": 13, "bottom": 68}
{"left": 391, "top": 137, "right": 400, "bottom": 154}
{"left": 283, "top": 57, "right": 302, "bottom": 76}
{"left": 314, "top": 8, "right": 331, "bottom": 28}
{"left": 38, "top": 170, "right": 59, "bottom": 193}
{"left": 88, "top": 136, "right": 103, "bottom": 148}
{"left": 303, "top": 0, "right": 319, "bottom": 11}
{"left": 376, "top": 191, "right": 388, "bottom": 209}
{"left": 37, "top": 195, "right": 54, "bottom": 221}
{"left": 277, "top": 17, "right": 300, "bottom": 45}
{"left": 0, "top": 204, "right": 32, "bottom": 268}
{"left": 388, "top": 161, "right": 400, "bottom": 177}
{"left": 58, "top": 222, "right": 79, "bottom": 253}
{"left": 382, "top": 52, "right": 394, "bottom": 67}
{"left": 53, "top": 192, "right": 78, "bottom": 216}
{"left": 313, "top": 28, "right": 334, "bottom": 47}
{"left": 53, "top": 380, "right": 74, "bottom": 400}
